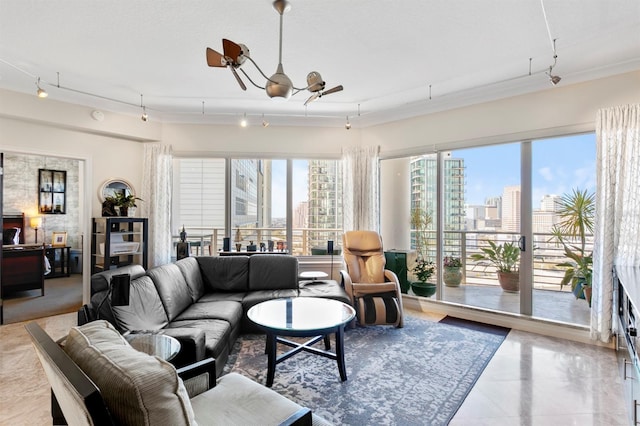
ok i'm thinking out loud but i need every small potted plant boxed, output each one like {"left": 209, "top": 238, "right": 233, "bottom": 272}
{"left": 471, "top": 240, "right": 520, "bottom": 292}
{"left": 410, "top": 259, "right": 436, "bottom": 297}
{"left": 443, "top": 255, "right": 463, "bottom": 287}
{"left": 107, "top": 192, "right": 143, "bottom": 217}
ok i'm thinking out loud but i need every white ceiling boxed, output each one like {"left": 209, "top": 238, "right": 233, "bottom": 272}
{"left": 1, "top": 0, "right": 639, "bottom": 128}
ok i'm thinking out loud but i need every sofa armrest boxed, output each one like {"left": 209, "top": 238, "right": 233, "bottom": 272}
{"left": 177, "top": 358, "right": 216, "bottom": 397}
{"left": 159, "top": 328, "right": 206, "bottom": 367}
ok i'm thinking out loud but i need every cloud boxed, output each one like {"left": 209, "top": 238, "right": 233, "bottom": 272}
{"left": 538, "top": 167, "right": 554, "bottom": 181}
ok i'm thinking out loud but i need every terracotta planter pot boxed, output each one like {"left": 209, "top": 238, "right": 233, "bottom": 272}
{"left": 443, "top": 266, "right": 462, "bottom": 287}
{"left": 497, "top": 271, "right": 519, "bottom": 292}
{"left": 583, "top": 285, "right": 592, "bottom": 307}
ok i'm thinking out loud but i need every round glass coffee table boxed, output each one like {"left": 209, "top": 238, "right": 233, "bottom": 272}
{"left": 247, "top": 297, "right": 356, "bottom": 387}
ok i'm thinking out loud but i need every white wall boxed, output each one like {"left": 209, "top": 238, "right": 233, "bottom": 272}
{"left": 365, "top": 70, "right": 640, "bottom": 157}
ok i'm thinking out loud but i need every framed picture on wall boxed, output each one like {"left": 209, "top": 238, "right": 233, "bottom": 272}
{"left": 51, "top": 231, "right": 67, "bottom": 247}
{"left": 39, "top": 169, "right": 66, "bottom": 214}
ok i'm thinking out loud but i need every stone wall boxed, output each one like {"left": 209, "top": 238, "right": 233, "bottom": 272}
{"left": 3, "top": 153, "right": 81, "bottom": 248}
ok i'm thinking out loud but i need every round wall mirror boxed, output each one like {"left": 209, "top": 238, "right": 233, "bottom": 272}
{"left": 99, "top": 179, "right": 135, "bottom": 202}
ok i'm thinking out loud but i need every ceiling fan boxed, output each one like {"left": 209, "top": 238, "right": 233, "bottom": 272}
{"left": 205, "top": 0, "right": 343, "bottom": 104}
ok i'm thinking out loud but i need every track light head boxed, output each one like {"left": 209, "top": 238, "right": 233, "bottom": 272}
{"left": 549, "top": 74, "right": 561, "bottom": 85}
{"left": 262, "top": 114, "right": 269, "bottom": 127}
{"left": 141, "top": 106, "right": 148, "bottom": 121}
{"left": 240, "top": 113, "right": 248, "bottom": 127}
{"left": 345, "top": 116, "right": 351, "bottom": 130}
{"left": 35, "top": 78, "right": 48, "bottom": 98}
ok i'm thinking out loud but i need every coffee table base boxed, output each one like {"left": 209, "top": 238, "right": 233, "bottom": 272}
{"left": 265, "top": 327, "right": 348, "bottom": 387}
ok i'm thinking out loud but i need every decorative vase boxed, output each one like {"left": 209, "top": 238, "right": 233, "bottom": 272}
{"left": 411, "top": 281, "right": 436, "bottom": 297}
{"left": 497, "top": 271, "right": 519, "bottom": 292}
{"left": 443, "top": 266, "right": 462, "bottom": 287}
{"left": 235, "top": 243, "right": 242, "bottom": 252}
{"left": 127, "top": 207, "right": 136, "bottom": 217}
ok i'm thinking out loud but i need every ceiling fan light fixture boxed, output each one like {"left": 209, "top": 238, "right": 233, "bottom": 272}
{"left": 266, "top": 65, "right": 293, "bottom": 99}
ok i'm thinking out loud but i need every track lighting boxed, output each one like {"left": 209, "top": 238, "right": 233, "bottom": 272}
{"left": 548, "top": 72, "right": 561, "bottom": 86}
{"left": 240, "top": 113, "right": 248, "bottom": 127}
{"left": 140, "top": 94, "right": 148, "bottom": 121}
{"left": 345, "top": 116, "right": 351, "bottom": 130}
{"left": 262, "top": 114, "right": 269, "bottom": 127}
{"left": 36, "top": 77, "right": 47, "bottom": 98}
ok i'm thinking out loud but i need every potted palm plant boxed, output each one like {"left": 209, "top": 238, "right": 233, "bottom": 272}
{"left": 471, "top": 240, "right": 520, "bottom": 292}
{"left": 550, "top": 188, "right": 595, "bottom": 305}
{"left": 443, "top": 255, "right": 463, "bottom": 287}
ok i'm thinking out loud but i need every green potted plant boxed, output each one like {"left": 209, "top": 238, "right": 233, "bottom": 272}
{"left": 410, "top": 259, "right": 436, "bottom": 297}
{"left": 408, "top": 206, "right": 434, "bottom": 294}
{"left": 106, "top": 192, "right": 143, "bottom": 217}
{"left": 550, "top": 188, "right": 595, "bottom": 305}
{"left": 471, "top": 240, "right": 520, "bottom": 292}
{"left": 443, "top": 255, "right": 463, "bottom": 287}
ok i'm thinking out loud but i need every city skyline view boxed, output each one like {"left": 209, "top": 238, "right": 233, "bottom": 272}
{"left": 459, "top": 133, "right": 596, "bottom": 207}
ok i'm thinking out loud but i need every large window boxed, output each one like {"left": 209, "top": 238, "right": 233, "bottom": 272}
{"left": 173, "top": 157, "right": 343, "bottom": 256}
{"left": 380, "top": 133, "right": 595, "bottom": 327}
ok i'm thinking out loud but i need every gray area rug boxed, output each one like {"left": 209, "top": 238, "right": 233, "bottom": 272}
{"left": 224, "top": 316, "right": 508, "bottom": 425}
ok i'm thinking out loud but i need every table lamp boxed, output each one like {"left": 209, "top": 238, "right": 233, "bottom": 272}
{"left": 30, "top": 216, "right": 42, "bottom": 244}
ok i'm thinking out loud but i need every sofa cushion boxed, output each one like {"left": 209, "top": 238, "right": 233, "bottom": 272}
{"left": 175, "top": 257, "right": 205, "bottom": 302}
{"left": 166, "top": 319, "right": 231, "bottom": 359}
{"left": 190, "top": 372, "right": 305, "bottom": 426}
{"left": 298, "top": 280, "right": 351, "bottom": 304}
{"left": 248, "top": 254, "right": 298, "bottom": 290}
{"left": 175, "top": 300, "right": 243, "bottom": 325}
{"left": 197, "top": 291, "right": 245, "bottom": 303}
{"left": 112, "top": 275, "right": 169, "bottom": 331}
{"left": 197, "top": 256, "right": 249, "bottom": 292}
{"left": 63, "top": 321, "right": 196, "bottom": 426}
{"left": 148, "top": 263, "right": 193, "bottom": 321}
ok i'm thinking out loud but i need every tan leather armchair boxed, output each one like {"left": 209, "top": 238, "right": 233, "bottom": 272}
{"left": 340, "top": 230, "right": 404, "bottom": 328}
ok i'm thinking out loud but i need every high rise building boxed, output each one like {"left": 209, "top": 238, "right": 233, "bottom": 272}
{"left": 307, "top": 160, "right": 343, "bottom": 250}
{"left": 501, "top": 185, "right": 521, "bottom": 232}
{"left": 410, "top": 155, "right": 466, "bottom": 257}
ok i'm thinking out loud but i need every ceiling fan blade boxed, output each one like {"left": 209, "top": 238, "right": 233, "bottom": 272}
{"left": 304, "top": 93, "right": 320, "bottom": 106}
{"left": 206, "top": 47, "right": 226, "bottom": 67}
{"left": 222, "top": 38, "right": 243, "bottom": 64}
{"left": 322, "top": 85, "right": 343, "bottom": 96}
{"left": 230, "top": 67, "right": 247, "bottom": 91}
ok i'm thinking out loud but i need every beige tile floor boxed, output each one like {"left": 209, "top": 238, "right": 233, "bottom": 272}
{"left": 0, "top": 309, "right": 629, "bottom": 425}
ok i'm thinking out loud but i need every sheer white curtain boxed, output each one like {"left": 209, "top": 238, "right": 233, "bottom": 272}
{"left": 342, "top": 145, "right": 380, "bottom": 232}
{"left": 592, "top": 104, "right": 640, "bottom": 342}
{"left": 141, "top": 143, "right": 173, "bottom": 267}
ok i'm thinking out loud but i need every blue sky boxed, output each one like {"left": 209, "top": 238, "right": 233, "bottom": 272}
{"left": 456, "top": 133, "right": 596, "bottom": 206}
{"left": 269, "top": 133, "right": 596, "bottom": 217}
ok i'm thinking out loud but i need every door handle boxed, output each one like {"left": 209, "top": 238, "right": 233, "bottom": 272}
{"left": 518, "top": 236, "right": 526, "bottom": 252}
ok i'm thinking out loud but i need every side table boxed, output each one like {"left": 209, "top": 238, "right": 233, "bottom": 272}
{"left": 125, "top": 333, "right": 181, "bottom": 361}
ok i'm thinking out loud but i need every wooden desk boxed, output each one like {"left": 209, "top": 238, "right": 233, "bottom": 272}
{"left": 1, "top": 245, "right": 45, "bottom": 296}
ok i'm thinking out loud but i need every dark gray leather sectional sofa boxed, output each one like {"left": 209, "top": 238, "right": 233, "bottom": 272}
{"left": 86, "top": 254, "right": 350, "bottom": 377}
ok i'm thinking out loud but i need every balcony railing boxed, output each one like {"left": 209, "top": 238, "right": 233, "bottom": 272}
{"left": 174, "top": 227, "right": 343, "bottom": 256}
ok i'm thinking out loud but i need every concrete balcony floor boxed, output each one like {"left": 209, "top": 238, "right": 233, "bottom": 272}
{"left": 410, "top": 283, "right": 591, "bottom": 327}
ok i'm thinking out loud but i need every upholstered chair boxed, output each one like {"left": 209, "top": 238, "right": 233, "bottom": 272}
{"left": 340, "top": 230, "right": 404, "bottom": 328}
